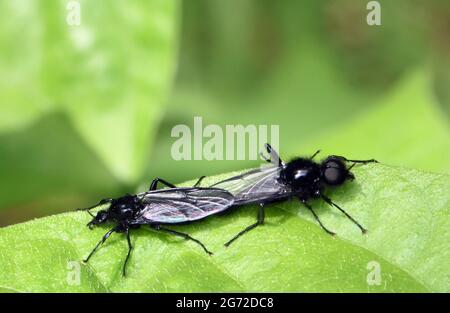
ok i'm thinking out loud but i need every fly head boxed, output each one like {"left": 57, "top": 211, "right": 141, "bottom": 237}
{"left": 321, "top": 156, "right": 354, "bottom": 186}
{"left": 87, "top": 210, "right": 110, "bottom": 229}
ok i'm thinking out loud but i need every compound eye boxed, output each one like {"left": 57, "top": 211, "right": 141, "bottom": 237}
{"left": 324, "top": 167, "right": 340, "bottom": 183}
{"left": 323, "top": 161, "right": 347, "bottom": 185}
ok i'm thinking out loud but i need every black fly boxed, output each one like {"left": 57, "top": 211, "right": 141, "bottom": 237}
{"left": 210, "top": 143, "right": 377, "bottom": 246}
{"left": 79, "top": 177, "right": 234, "bottom": 276}
{"left": 79, "top": 144, "right": 376, "bottom": 274}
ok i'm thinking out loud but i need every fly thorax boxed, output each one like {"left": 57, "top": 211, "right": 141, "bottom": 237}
{"left": 110, "top": 195, "right": 142, "bottom": 219}
{"left": 283, "top": 158, "right": 322, "bottom": 191}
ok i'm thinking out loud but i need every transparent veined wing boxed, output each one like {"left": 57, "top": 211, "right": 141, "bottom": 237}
{"left": 210, "top": 164, "right": 291, "bottom": 205}
{"left": 131, "top": 187, "right": 234, "bottom": 224}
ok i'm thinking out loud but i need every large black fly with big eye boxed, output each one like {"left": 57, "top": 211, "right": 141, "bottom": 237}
{"left": 79, "top": 144, "right": 376, "bottom": 275}
{"left": 78, "top": 177, "right": 234, "bottom": 276}
{"left": 210, "top": 143, "right": 377, "bottom": 246}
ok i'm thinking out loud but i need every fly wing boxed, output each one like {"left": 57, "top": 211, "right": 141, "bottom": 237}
{"left": 210, "top": 165, "right": 291, "bottom": 205}
{"left": 131, "top": 187, "right": 234, "bottom": 224}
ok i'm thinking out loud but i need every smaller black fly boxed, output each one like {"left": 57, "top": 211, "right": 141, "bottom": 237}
{"left": 210, "top": 143, "right": 378, "bottom": 246}
{"left": 78, "top": 177, "right": 234, "bottom": 276}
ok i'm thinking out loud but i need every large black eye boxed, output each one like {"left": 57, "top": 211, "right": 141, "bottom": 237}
{"left": 323, "top": 159, "right": 347, "bottom": 185}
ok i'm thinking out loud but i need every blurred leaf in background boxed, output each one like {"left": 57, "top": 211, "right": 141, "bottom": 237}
{"left": 0, "top": 0, "right": 179, "bottom": 224}
{"left": 147, "top": 0, "right": 450, "bottom": 184}
{"left": 0, "top": 0, "right": 449, "bottom": 293}
{"left": 0, "top": 0, "right": 449, "bottom": 227}
{"left": 299, "top": 69, "right": 450, "bottom": 173}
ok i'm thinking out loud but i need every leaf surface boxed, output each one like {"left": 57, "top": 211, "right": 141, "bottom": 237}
{"left": 0, "top": 164, "right": 448, "bottom": 292}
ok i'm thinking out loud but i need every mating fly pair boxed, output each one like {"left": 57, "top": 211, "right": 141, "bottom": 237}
{"left": 80, "top": 143, "right": 377, "bottom": 275}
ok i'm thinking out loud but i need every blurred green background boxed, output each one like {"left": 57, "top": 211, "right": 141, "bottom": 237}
{"left": 0, "top": 0, "right": 449, "bottom": 226}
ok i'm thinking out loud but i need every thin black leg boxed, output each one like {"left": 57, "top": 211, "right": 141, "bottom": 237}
{"left": 310, "top": 149, "right": 321, "bottom": 160}
{"left": 77, "top": 198, "right": 112, "bottom": 215}
{"left": 122, "top": 228, "right": 133, "bottom": 277}
{"left": 302, "top": 201, "right": 335, "bottom": 235}
{"left": 193, "top": 176, "right": 206, "bottom": 187}
{"left": 346, "top": 158, "right": 378, "bottom": 164}
{"left": 330, "top": 155, "right": 378, "bottom": 164}
{"left": 153, "top": 225, "right": 213, "bottom": 255}
{"left": 224, "top": 204, "right": 265, "bottom": 247}
{"left": 149, "top": 177, "right": 177, "bottom": 191}
{"left": 150, "top": 176, "right": 207, "bottom": 190}
{"left": 83, "top": 227, "right": 117, "bottom": 263}
{"left": 321, "top": 194, "right": 367, "bottom": 234}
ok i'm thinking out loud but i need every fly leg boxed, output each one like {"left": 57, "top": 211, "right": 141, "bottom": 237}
{"left": 224, "top": 203, "right": 265, "bottom": 247}
{"left": 149, "top": 178, "right": 177, "bottom": 191}
{"left": 152, "top": 225, "right": 213, "bottom": 255}
{"left": 301, "top": 200, "right": 335, "bottom": 235}
{"left": 83, "top": 227, "right": 117, "bottom": 263}
{"left": 345, "top": 158, "right": 378, "bottom": 164}
{"left": 149, "top": 176, "right": 206, "bottom": 190}
{"left": 321, "top": 194, "right": 367, "bottom": 234}
{"left": 310, "top": 150, "right": 321, "bottom": 160}
{"left": 193, "top": 176, "right": 206, "bottom": 187}
{"left": 77, "top": 198, "right": 113, "bottom": 217}
{"left": 329, "top": 155, "right": 378, "bottom": 164}
{"left": 122, "top": 228, "right": 133, "bottom": 277}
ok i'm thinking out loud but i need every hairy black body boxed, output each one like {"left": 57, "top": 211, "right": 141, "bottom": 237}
{"left": 79, "top": 177, "right": 234, "bottom": 276}
{"left": 210, "top": 143, "right": 377, "bottom": 246}
{"left": 79, "top": 143, "right": 377, "bottom": 275}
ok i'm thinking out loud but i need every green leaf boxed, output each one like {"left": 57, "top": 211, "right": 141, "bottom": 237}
{"left": 0, "top": 0, "right": 179, "bottom": 182}
{"left": 1, "top": 164, "right": 448, "bottom": 292}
